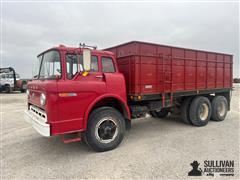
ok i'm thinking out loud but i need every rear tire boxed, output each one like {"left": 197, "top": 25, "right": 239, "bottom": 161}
{"left": 180, "top": 97, "right": 193, "bottom": 124}
{"left": 189, "top": 96, "right": 211, "bottom": 127}
{"left": 150, "top": 108, "right": 170, "bottom": 118}
{"left": 85, "top": 107, "right": 125, "bottom": 152}
{"left": 211, "top": 96, "right": 228, "bottom": 121}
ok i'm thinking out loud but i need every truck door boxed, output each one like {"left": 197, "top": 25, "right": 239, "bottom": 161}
{"left": 57, "top": 53, "right": 106, "bottom": 132}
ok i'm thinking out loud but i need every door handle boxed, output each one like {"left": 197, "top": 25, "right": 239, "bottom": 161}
{"left": 95, "top": 75, "right": 103, "bottom": 79}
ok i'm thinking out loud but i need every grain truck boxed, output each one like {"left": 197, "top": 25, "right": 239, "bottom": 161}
{"left": 24, "top": 41, "right": 233, "bottom": 151}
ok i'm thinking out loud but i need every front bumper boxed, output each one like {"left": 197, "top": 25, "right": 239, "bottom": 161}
{"left": 24, "top": 106, "right": 50, "bottom": 137}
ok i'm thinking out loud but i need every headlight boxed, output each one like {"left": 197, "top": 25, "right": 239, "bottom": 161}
{"left": 40, "top": 93, "right": 46, "bottom": 106}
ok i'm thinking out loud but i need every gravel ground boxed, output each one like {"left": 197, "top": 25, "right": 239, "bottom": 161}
{"left": 1, "top": 86, "right": 239, "bottom": 179}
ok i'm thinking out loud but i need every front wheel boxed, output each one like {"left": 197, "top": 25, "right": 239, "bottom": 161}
{"left": 5, "top": 85, "right": 12, "bottom": 93}
{"left": 85, "top": 107, "right": 125, "bottom": 152}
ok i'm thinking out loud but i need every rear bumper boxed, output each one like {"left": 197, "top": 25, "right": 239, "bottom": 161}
{"left": 24, "top": 109, "right": 50, "bottom": 137}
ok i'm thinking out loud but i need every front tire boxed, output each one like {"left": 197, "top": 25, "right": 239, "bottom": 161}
{"left": 211, "top": 96, "right": 228, "bottom": 121}
{"left": 85, "top": 107, "right": 125, "bottom": 152}
{"left": 189, "top": 96, "right": 211, "bottom": 127}
{"left": 5, "top": 85, "right": 12, "bottom": 93}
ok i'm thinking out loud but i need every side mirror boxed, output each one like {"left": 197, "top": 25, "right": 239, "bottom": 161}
{"left": 83, "top": 48, "right": 91, "bottom": 71}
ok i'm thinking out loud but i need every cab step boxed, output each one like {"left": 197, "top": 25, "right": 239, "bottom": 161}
{"left": 62, "top": 132, "right": 81, "bottom": 144}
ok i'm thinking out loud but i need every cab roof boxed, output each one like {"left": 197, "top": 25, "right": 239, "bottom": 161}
{"left": 38, "top": 45, "right": 114, "bottom": 57}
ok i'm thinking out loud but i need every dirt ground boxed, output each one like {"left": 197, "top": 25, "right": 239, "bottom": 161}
{"left": 1, "top": 85, "right": 239, "bottom": 179}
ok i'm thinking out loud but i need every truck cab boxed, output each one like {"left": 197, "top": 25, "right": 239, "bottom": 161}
{"left": 0, "top": 73, "right": 18, "bottom": 91}
{"left": 0, "top": 67, "right": 27, "bottom": 93}
{"left": 25, "top": 45, "right": 130, "bottom": 151}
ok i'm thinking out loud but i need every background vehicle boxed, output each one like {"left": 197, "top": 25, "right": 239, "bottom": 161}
{"left": 25, "top": 41, "right": 233, "bottom": 152}
{"left": 0, "top": 67, "right": 28, "bottom": 93}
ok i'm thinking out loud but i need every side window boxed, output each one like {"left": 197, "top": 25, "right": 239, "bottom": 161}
{"left": 101, "top": 57, "right": 115, "bottom": 73}
{"left": 33, "top": 55, "right": 43, "bottom": 79}
{"left": 66, "top": 54, "right": 99, "bottom": 79}
{"left": 66, "top": 54, "right": 82, "bottom": 79}
{"left": 91, "top": 56, "right": 98, "bottom": 72}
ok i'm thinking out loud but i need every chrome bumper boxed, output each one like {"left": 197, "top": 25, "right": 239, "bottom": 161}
{"left": 24, "top": 106, "right": 50, "bottom": 137}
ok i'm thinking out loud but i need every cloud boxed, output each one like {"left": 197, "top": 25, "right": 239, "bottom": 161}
{"left": 2, "top": 2, "right": 239, "bottom": 78}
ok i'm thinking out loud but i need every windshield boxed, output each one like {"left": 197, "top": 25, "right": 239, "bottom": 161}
{"left": 33, "top": 50, "right": 61, "bottom": 79}
{"left": 6, "top": 74, "right": 13, "bottom": 78}
{"left": 4, "top": 73, "right": 19, "bottom": 79}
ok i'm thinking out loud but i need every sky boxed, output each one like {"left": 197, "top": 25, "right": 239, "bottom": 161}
{"left": 1, "top": 1, "right": 239, "bottom": 78}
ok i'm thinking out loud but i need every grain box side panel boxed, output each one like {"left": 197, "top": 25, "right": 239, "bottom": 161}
{"left": 172, "top": 48, "right": 184, "bottom": 91}
{"left": 116, "top": 56, "right": 132, "bottom": 94}
{"left": 139, "top": 55, "right": 158, "bottom": 94}
{"left": 216, "top": 54, "right": 224, "bottom": 88}
{"left": 131, "top": 56, "right": 141, "bottom": 94}
{"left": 110, "top": 42, "right": 138, "bottom": 58}
{"left": 107, "top": 41, "right": 233, "bottom": 97}
{"left": 206, "top": 53, "right": 216, "bottom": 88}
{"left": 223, "top": 55, "right": 232, "bottom": 88}
{"left": 157, "top": 46, "right": 171, "bottom": 93}
{"left": 137, "top": 43, "right": 158, "bottom": 94}
{"left": 196, "top": 51, "right": 207, "bottom": 89}
{"left": 184, "top": 49, "right": 197, "bottom": 90}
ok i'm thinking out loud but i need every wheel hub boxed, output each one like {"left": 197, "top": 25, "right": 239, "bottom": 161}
{"left": 218, "top": 101, "right": 226, "bottom": 117}
{"left": 95, "top": 117, "right": 118, "bottom": 144}
{"left": 199, "top": 103, "right": 209, "bottom": 121}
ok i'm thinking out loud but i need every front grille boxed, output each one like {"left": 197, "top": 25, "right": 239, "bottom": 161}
{"left": 29, "top": 105, "right": 47, "bottom": 122}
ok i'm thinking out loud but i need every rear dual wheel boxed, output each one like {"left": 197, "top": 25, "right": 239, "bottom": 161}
{"left": 211, "top": 96, "right": 228, "bottom": 121}
{"left": 189, "top": 96, "right": 211, "bottom": 126}
{"left": 181, "top": 95, "right": 228, "bottom": 126}
{"left": 180, "top": 97, "right": 193, "bottom": 124}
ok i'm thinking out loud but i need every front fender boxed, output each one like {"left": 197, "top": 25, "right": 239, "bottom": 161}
{"left": 82, "top": 94, "right": 130, "bottom": 129}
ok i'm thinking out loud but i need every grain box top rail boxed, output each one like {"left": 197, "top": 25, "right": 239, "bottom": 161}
{"left": 104, "top": 41, "right": 233, "bottom": 57}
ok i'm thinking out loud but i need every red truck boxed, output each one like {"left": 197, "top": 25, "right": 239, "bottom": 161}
{"left": 25, "top": 41, "right": 233, "bottom": 152}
